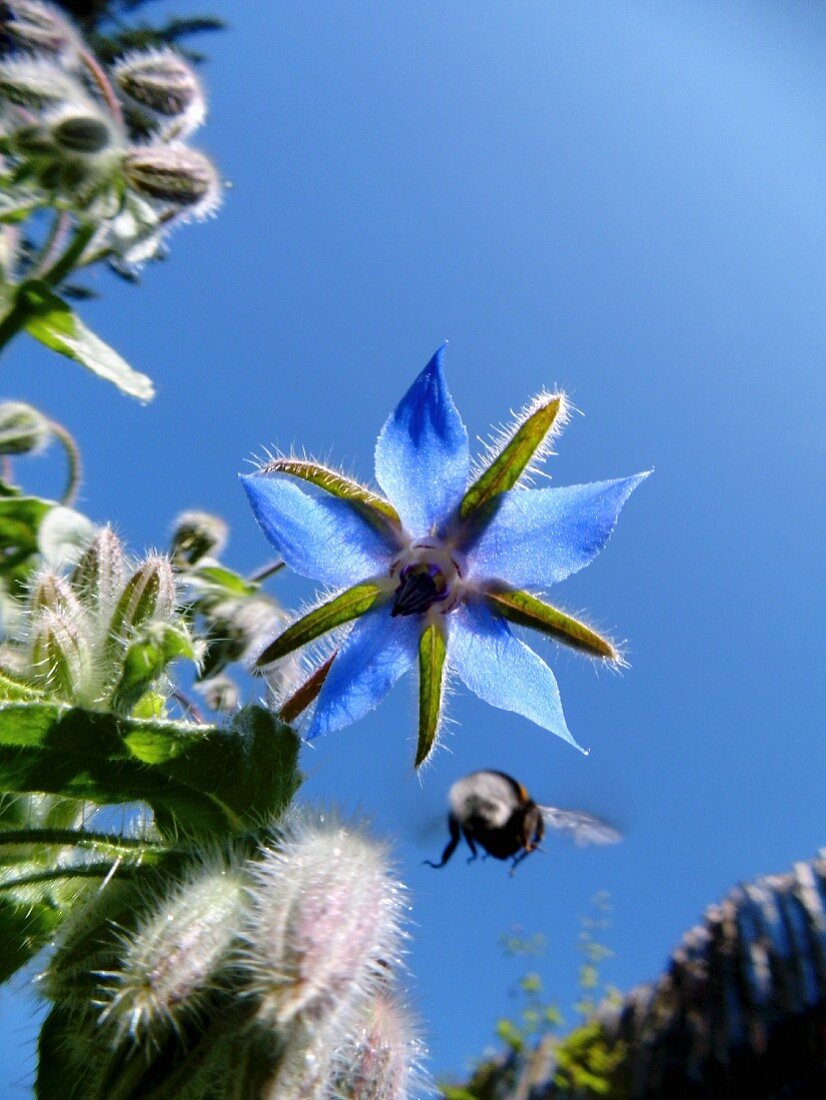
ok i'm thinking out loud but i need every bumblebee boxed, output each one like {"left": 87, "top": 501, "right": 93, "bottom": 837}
{"left": 425, "top": 769, "right": 620, "bottom": 873}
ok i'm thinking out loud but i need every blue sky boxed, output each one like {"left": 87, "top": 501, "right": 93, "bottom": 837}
{"left": 2, "top": 0, "right": 826, "bottom": 1090}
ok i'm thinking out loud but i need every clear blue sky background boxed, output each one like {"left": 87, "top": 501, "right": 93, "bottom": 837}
{"left": 2, "top": 0, "right": 826, "bottom": 1091}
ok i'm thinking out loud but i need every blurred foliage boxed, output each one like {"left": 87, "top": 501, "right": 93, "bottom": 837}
{"left": 53, "top": 1, "right": 224, "bottom": 64}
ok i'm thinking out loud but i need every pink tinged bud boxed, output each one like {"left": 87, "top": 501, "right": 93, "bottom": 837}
{"left": 0, "top": 399, "right": 50, "bottom": 454}
{"left": 241, "top": 817, "right": 407, "bottom": 1032}
{"left": 121, "top": 144, "right": 221, "bottom": 217}
{"left": 99, "top": 858, "right": 244, "bottom": 1045}
{"left": 112, "top": 48, "right": 205, "bottom": 135}
{"left": 337, "top": 994, "right": 428, "bottom": 1100}
{"left": 0, "top": 1, "right": 82, "bottom": 60}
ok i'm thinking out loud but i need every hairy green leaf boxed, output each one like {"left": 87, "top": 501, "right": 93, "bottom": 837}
{"left": 0, "top": 703, "right": 300, "bottom": 838}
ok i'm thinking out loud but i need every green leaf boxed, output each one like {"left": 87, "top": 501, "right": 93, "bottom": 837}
{"left": 254, "top": 458, "right": 401, "bottom": 531}
{"left": 460, "top": 395, "right": 565, "bottom": 519}
{"left": 485, "top": 587, "right": 618, "bottom": 660}
{"left": 256, "top": 582, "right": 383, "bottom": 666}
{"left": 20, "top": 282, "right": 154, "bottom": 401}
{"left": 191, "top": 563, "right": 259, "bottom": 597}
{"left": 416, "top": 623, "right": 446, "bottom": 767}
{"left": 0, "top": 703, "right": 300, "bottom": 838}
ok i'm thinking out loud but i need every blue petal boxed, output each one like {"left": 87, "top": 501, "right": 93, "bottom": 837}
{"left": 241, "top": 472, "right": 393, "bottom": 588}
{"left": 466, "top": 472, "right": 649, "bottom": 589}
{"left": 374, "top": 346, "right": 470, "bottom": 538}
{"left": 306, "top": 606, "right": 420, "bottom": 738}
{"left": 448, "top": 602, "right": 586, "bottom": 752}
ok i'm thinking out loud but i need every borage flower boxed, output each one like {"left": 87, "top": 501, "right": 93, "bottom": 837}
{"left": 242, "top": 348, "right": 648, "bottom": 767}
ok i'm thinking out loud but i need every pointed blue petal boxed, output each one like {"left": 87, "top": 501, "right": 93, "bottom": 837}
{"left": 374, "top": 347, "right": 470, "bottom": 537}
{"left": 306, "top": 606, "right": 420, "bottom": 738}
{"left": 448, "top": 602, "right": 585, "bottom": 752}
{"left": 241, "top": 472, "right": 392, "bottom": 588}
{"left": 466, "top": 472, "right": 650, "bottom": 589}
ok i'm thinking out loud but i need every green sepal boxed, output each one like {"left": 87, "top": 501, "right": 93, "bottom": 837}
{"left": 416, "top": 623, "right": 446, "bottom": 767}
{"left": 257, "top": 457, "right": 401, "bottom": 531}
{"left": 110, "top": 623, "right": 195, "bottom": 715}
{"left": 19, "top": 281, "right": 154, "bottom": 401}
{"left": 256, "top": 582, "right": 383, "bottom": 667}
{"left": 459, "top": 396, "right": 564, "bottom": 519}
{"left": 0, "top": 702, "right": 300, "bottom": 839}
{"left": 485, "top": 587, "right": 618, "bottom": 660}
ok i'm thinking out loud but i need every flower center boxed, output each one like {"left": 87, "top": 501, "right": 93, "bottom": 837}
{"left": 390, "top": 543, "right": 462, "bottom": 617}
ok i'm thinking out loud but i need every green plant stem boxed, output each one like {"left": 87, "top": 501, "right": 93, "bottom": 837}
{"left": 0, "top": 828, "right": 161, "bottom": 852}
{"left": 0, "top": 223, "right": 96, "bottom": 356}
{"left": 33, "top": 210, "right": 72, "bottom": 280}
{"left": 246, "top": 558, "right": 285, "bottom": 584}
{"left": 46, "top": 417, "right": 82, "bottom": 505}
{"left": 0, "top": 862, "right": 140, "bottom": 891}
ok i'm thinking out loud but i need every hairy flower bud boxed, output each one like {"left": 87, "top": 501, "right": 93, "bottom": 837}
{"left": 29, "top": 568, "right": 81, "bottom": 617}
{"left": 170, "top": 509, "right": 228, "bottom": 566}
{"left": 0, "top": 56, "right": 77, "bottom": 109}
{"left": 108, "top": 554, "right": 177, "bottom": 642}
{"left": 70, "top": 525, "right": 127, "bottom": 622}
{"left": 122, "top": 144, "right": 221, "bottom": 217}
{"left": 112, "top": 48, "right": 205, "bottom": 137}
{"left": 30, "top": 605, "right": 90, "bottom": 699}
{"left": 98, "top": 856, "right": 244, "bottom": 1045}
{"left": 0, "top": 1, "right": 82, "bottom": 61}
{"left": 0, "top": 399, "right": 50, "bottom": 454}
{"left": 240, "top": 816, "right": 406, "bottom": 1034}
{"left": 336, "top": 994, "right": 428, "bottom": 1100}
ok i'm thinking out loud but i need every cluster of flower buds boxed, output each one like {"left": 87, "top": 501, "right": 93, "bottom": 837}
{"left": 41, "top": 816, "right": 427, "bottom": 1098}
{"left": 168, "top": 509, "right": 301, "bottom": 716}
{"left": 0, "top": 0, "right": 220, "bottom": 270}
{"left": 0, "top": 523, "right": 195, "bottom": 712}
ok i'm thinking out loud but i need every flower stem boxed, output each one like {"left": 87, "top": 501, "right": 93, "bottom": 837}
{"left": 46, "top": 417, "right": 82, "bottom": 504}
{"left": 0, "top": 828, "right": 160, "bottom": 852}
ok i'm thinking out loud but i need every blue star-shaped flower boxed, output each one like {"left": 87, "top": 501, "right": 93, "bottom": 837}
{"left": 242, "top": 348, "right": 648, "bottom": 767}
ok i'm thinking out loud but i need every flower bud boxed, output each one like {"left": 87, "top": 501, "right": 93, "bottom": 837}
{"left": 30, "top": 605, "right": 90, "bottom": 699}
{"left": 0, "top": 399, "right": 50, "bottom": 454}
{"left": 112, "top": 48, "right": 205, "bottom": 137}
{"left": 108, "top": 553, "right": 177, "bottom": 642}
{"left": 0, "top": 1, "right": 82, "bottom": 61}
{"left": 37, "top": 506, "right": 95, "bottom": 568}
{"left": 122, "top": 144, "right": 221, "bottom": 217}
{"left": 29, "top": 568, "right": 82, "bottom": 617}
{"left": 240, "top": 816, "right": 406, "bottom": 1034}
{"left": 336, "top": 994, "right": 428, "bottom": 1100}
{"left": 52, "top": 111, "right": 113, "bottom": 153}
{"left": 70, "top": 525, "right": 127, "bottom": 621}
{"left": 197, "top": 674, "right": 239, "bottom": 714}
{"left": 98, "top": 855, "right": 244, "bottom": 1045}
{"left": 0, "top": 56, "right": 78, "bottom": 109}
{"left": 170, "top": 509, "right": 227, "bottom": 566}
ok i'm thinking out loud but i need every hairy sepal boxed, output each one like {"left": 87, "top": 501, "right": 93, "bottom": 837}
{"left": 460, "top": 393, "right": 567, "bottom": 520}
{"left": 256, "top": 456, "right": 401, "bottom": 532}
{"left": 416, "top": 623, "right": 446, "bottom": 768}
{"left": 485, "top": 586, "right": 619, "bottom": 660}
{"left": 256, "top": 583, "right": 384, "bottom": 667}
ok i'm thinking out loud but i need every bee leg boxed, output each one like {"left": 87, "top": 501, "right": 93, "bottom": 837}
{"left": 424, "top": 814, "right": 461, "bottom": 868}
{"left": 464, "top": 832, "right": 479, "bottom": 864}
{"left": 508, "top": 848, "right": 536, "bottom": 876}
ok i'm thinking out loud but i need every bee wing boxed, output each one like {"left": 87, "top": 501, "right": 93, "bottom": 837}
{"left": 538, "top": 805, "right": 622, "bottom": 847}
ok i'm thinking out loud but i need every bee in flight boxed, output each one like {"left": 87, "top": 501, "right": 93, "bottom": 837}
{"left": 425, "top": 770, "right": 620, "bottom": 874}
